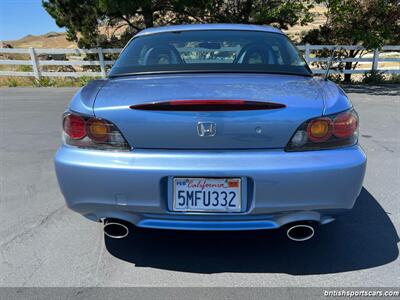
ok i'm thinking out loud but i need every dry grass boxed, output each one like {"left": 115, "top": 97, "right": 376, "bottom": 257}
{"left": 0, "top": 76, "right": 98, "bottom": 87}
{"left": 1, "top": 32, "right": 75, "bottom": 49}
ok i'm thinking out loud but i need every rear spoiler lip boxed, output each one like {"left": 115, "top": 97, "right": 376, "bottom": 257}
{"left": 130, "top": 100, "right": 286, "bottom": 111}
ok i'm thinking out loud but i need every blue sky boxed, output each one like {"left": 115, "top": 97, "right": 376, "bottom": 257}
{"left": 0, "top": 0, "right": 65, "bottom": 41}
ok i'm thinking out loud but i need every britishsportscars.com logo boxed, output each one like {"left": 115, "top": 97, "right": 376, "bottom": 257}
{"left": 324, "top": 289, "right": 399, "bottom": 297}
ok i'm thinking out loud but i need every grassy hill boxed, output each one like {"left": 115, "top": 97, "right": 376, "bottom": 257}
{"left": 2, "top": 32, "right": 75, "bottom": 48}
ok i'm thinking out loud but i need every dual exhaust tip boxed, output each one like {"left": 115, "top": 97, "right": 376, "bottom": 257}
{"left": 103, "top": 219, "right": 130, "bottom": 239}
{"left": 103, "top": 219, "right": 316, "bottom": 242}
{"left": 286, "top": 224, "right": 315, "bottom": 242}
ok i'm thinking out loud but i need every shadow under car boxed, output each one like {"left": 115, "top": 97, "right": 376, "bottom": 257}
{"left": 104, "top": 188, "right": 399, "bottom": 275}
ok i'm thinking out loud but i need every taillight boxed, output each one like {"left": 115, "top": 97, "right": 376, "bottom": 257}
{"left": 333, "top": 112, "right": 358, "bottom": 138}
{"left": 62, "top": 113, "right": 130, "bottom": 151}
{"left": 63, "top": 114, "right": 86, "bottom": 140}
{"left": 286, "top": 109, "right": 359, "bottom": 151}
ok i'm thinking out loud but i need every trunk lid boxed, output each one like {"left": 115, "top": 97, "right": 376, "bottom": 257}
{"left": 94, "top": 74, "right": 324, "bottom": 149}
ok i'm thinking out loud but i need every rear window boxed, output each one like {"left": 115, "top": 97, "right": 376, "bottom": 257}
{"left": 109, "top": 30, "right": 311, "bottom": 77}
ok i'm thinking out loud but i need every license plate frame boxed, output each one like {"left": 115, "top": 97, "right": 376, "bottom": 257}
{"left": 172, "top": 177, "right": 242, "bottom": 213}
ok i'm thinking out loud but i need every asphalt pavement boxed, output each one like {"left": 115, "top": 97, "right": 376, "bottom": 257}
{"left": 0, "top": 86, "right": 399, "bottom": 287}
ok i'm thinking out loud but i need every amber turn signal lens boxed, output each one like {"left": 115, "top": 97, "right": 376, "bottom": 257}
{"left": 86, "top": 118, "right": 109, "bottom": 142}
{"left": 307, "top": 118, "right": 333, "bottom": 142}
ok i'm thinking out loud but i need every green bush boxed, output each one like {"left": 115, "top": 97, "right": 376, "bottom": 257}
{"left": 16, "top": 65, "right": 33, "bottom": 72}
{"left": 6, "top": 78, "right": 19, "bottom": 87}
{"left": 362, "top": 70, "right": 385, "bottom": 84}
{"left": 0, "top": 76, "right": 103, "bottom": 87}
{"left": 53, "top": 78, "right": 76, "bottom": 87}
{"left": 387, "top": 74, "right": 400, "bottom": 84}
{"left": 76, "top": 76, "right": 96, "bottom": 87}
{"left": 31, "top": 77, "right": 56, "bottom": 87}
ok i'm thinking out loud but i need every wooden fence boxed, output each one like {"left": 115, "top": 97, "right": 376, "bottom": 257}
{"left": 0, "top": 45, "right": 399, "bottom": 78}
{"left": 298, "top": 44, "right": 400, "bottom": 75}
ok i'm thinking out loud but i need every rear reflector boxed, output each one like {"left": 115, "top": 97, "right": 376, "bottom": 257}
{"left": 131, "top": 100, "right": 286, "bottom": 111}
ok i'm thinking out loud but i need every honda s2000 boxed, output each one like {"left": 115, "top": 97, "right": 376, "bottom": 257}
{"left": 54, "top": 24, "right": 366, "bottom": 242}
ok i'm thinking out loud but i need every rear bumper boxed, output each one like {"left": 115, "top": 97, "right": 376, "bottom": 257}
{"left": 54, "top": 145, "right": 366, "bottom": 230}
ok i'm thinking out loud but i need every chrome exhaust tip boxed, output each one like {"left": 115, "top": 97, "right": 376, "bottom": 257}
{"left": 103, "top": 219, "right": 130, "bottom": 239}
{"left": 286, "top": 224, "right": 315, "bottom": 242}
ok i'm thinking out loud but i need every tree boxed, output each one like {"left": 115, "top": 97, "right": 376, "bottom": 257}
{"left": 43, "top": 0, "right": 314, "bottom": 48}
{"left": 302, "top": 0, "right": 400, "bottom": 82}
{"left": 177, "top": 0, "right": 314, "bottom": 28}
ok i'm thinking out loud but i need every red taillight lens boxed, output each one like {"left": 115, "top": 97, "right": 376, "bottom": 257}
{"left": 307, "top": 118, "right": 333, "bottom": 142}
{"left": 86, "top": 118, "right": 109, "bottom": 142}
{"left": 333, "top": 111, "right": 358, "bottom": 138}
{"left": 63, "top": 114, "right": 86, "bottom": 140}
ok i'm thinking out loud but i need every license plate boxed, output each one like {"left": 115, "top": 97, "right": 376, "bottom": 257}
{"left": 173, "top": 178, "right": 241, "bottom": 212}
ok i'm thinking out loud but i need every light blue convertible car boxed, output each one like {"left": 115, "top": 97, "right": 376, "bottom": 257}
{"left": 54, "top": 24, "right": 366, "bottom": 241}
